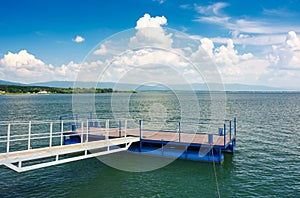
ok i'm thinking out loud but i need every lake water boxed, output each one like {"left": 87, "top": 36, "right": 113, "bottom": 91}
{"left": 0, "top": 92, "right": 299, "bottom": 197}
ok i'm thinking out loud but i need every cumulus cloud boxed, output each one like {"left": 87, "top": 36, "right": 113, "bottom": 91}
{"left": 286, "top": 31, "right": 300, "bottom": 50}
{"left": 200, "top": 38, "right": 214, "bottom": 57}
{"left": 188, "top": 37, "right": 269, "bottom": 85}
{"left": 135, "top": 13, "right": 167, "bottom": 29}
{"left": 0, "top": 50, "right": 83, "bottom": 83}
{"left": 214, "top": 39, "right": 253, "bottom": 67}
{"left": 130, "top": 13, "right": 173, "bottom": 48}
{"left": 269, "top": 31, "right": 300, "bottom": 70}
{"left": 0, "top": 50, "right": 44, "bottom": 67}
{"left": 94, "top": 44, "right": 108, "bottom": 55}
{"left": 1, "top": 13, "right": 299, "bottom": 89}
{"left": 73, "top": 35, "right": 85, "bottom": 43}
{"left": 0, "top": 50, "right": 53, "bottom": 82}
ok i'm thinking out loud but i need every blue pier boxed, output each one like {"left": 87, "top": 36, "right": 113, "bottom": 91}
{"left": 61, "top": 115, "right": 237, "bottom": 164}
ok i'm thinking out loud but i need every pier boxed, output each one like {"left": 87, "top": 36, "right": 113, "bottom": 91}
{"left": 0, "top": 117, "right": 236, "bottom": 172}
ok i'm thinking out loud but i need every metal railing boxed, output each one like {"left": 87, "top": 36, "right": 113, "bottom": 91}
{"left": 0, "top": 117, "right": 236, "bottom": 155}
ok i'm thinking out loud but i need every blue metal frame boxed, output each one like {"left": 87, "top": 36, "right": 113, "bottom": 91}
{"left": 60, "top": 113, "right": 237, "bottom": 162}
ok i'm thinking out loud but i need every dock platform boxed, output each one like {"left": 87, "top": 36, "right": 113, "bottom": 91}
{"left": 0, "top": 117, "right": 236, "bottom": 172}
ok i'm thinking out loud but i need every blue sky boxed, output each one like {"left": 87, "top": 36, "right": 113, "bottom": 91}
{"left": 1, "top": 0, "right": 300, "bottom": 89}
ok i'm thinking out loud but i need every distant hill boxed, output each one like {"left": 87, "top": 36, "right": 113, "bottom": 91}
{"left": 0, "top": 80, "right": 25, "bottom": 86}
{"left": 29, "top": 81, "right": 286, "bottom": 91}
{"left": 0, "top": 80, "right": 291, "bottom": 91}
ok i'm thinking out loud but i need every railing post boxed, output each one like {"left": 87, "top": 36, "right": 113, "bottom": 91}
{"left": 28, "top": 121, "right": 31, "bottom": 150}
{"left": 7, "top": 123, "right": 11, "bottom": 153}
{"left": 119, "top": 120, "right": 122, "bottom": 137}
{"left": 86, "top": 119, "right": 89, "bottom": 142}
{"left": 81, "top": 121, "right": 84, "bottom": 143}
{"left": 76, "top": 114, "right": 78, "bottom": 127}
{"left": 59, "top": 115, "right": 62, "bottom": 132}
{"left": 105, "top": 119, "right": 109, "bottom": 140}
{"left": 124, "top": 120, "right": 127, "bottom": 137}
{"left": 229, "top": 120, "right": 232, "bottom": 141}
{"left": 224, "top": 123, "right": 226, "bottom": 146}
{"left": 60, "top": 120, "right": 64, "bottom": 146}
{"left": 49, "top": 122, "right": 53, "bottom": 147}
{"left": 234, "top": 117, "right": 237, "bottom": 138}
{"left": 139, "top": 120, "right": 143, "bottom": 152}
{"left": 178, "top": 121, "right": 181, "bottom": 143}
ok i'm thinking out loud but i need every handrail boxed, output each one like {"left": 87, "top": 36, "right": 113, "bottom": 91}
{"left": 0, "top": 117, "right": 236, "bottom": 154}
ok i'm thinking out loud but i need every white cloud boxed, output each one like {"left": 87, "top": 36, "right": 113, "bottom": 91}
{"left": 135, "top": 13, "right": 167, "bottom": 29}
{"left": 153, "top": 0, "right": 165, "bottom": 4}
{"left": 200, "top": 38, "right": 214, "bottom": 57}
{"left": 130, "top": 13, "right": 172, "bottom": 49}
{"left": 189, "top": 37, "right": 271, "bottom": 85}
{"left": 180, "top": 4, "right": 191, "bottom": 10}
{"left": 191, "top": 33, "right": 286, "bottom": 46}
{"left": 193, "top": 2, "right": 300, "bottom": 35}
{"left": 0, "top": 50, "right": 84, "bottom": 83}
{"left": 214, "top": 39, "right": 253, "bottom": 67}
{"left": 94, "top": 44, "right": 108, "bottom": 55}
{"left": 194, "top": 16, "right": 230, "bottom": 24}
{"left": 286, "top": 31, "right": 300, "bottom": 50}
{"left": 0, "top": 50, "right": 44, "bottom": 67}
{"left": 194, "top": 2, "right": 229, "bottom": 16}
{"left": 192, "top": 34, "right": 300, "bottom": 87}
{"left": 1, "top": 13, "right": 300, "bottom": 89}
{"left": 269, "top": 31, "right": 300, "bottom": 70}
{"left": 73, "top": 35, "right": 85, "bottom": 43}
{"left": 0, "top": 50, "right": 54, "bottom": 83}
{"left": 263, "top": 8, "right": 296, "bottom": 17}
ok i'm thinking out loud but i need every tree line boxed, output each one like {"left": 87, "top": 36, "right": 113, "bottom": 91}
{"left": 0, "top": 84, "right": 114, "bottom": 94}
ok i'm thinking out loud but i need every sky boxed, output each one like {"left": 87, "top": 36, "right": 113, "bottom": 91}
{"left": 1, "top": 0, "right": 300, "bottom": 89}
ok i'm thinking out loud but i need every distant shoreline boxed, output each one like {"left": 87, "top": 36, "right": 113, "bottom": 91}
{"left": 0, "top": 84, "right": 136, "bottom": 95}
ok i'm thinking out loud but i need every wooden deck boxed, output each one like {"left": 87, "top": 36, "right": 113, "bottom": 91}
{"left": 76, "top": 127, "right": 234, "bottom": 147}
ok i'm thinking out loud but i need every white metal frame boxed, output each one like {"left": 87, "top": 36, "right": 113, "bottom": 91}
{"left": 0, "top": 119, "right": 138, "bottom": 173}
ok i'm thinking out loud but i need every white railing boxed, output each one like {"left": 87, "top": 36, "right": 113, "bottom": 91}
{"left": 0, "top": 119, "right": 135, "bottom": 155}
{"left": 0, "top": 118, "right": 236, "bottom": 155}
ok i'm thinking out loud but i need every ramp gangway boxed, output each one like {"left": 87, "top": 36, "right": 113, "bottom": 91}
{"left": 0, "top": 120, "right": 139, "bottom": 172}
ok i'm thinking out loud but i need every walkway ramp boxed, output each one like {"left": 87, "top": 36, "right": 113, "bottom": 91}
{"left": 0, "top": 136, "right": 139, "bottom": 172}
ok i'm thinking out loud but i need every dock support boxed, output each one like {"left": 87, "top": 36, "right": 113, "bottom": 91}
{"left": 80, "top": 121, "right": 84, "bottom": 143}
{"left": 224, "top": 123, "right": 226, "bottom": 146}
{"left": 119, "top": 120, "right": 122, "bottom": 137}
{"left": 28, "top": 121, "right": 31, "bottom": 150}
{"left": 105, "top": 119, "right": 109, "bottom": 140}
{"left": 86, "top": 120, "right": 89, "bottom": 142}
{"left": 161, "top": 139, "right": 164, "bottom": 156}
{"left": 75, "top": 114, "right": 78, "bottom": 128}
{"left": 234, "top": 117, "right": 237, "bottom": 138}
{"left": 59, "top": 116, "right": 62, "bottom": 132}
{"left": 229, "top": 120, "right": 232, "bottom": 141}
{"left": 178, "top": 121, "right": 181, "bottom": 143}
{"left": 124, "top": 120, "right": 127, "bottom": 138}
{"left": 139, "top": 120, "right": 142, "bottom": 152}
{"left": 185, "top": 146, "right": 188, "bottom": 159}
{"left": 60, "top": 120, "right": 64, "bottom": 146}
{"left": 49, "top": 122, "right": 53, "bottom": 147}
{"left": 7, "top": 124, "right": 11, "bottom": 153}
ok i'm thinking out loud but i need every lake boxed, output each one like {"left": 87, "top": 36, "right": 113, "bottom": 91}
{"left": 0, "top": 92, "right": 299, "bottom": 197}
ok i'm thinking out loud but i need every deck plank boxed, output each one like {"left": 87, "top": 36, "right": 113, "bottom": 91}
{"left": 77, "top": 127, "right": 234, "bottom": 147}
